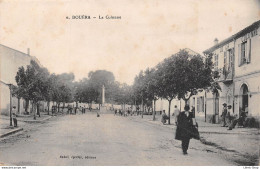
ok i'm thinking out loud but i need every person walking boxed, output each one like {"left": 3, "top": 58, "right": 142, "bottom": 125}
{"left": 221, "top": 103, "right": 228, "bottom": 127}
{"left": 175, "top": 105, "right": 193, "bottom": 155}
{"left": 172, "top": 105, "right": 180, "bottom": 125}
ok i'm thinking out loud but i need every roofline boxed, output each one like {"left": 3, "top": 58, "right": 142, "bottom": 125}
{"left": 203, "top": 20, "right": 260, "bottom": 54}
{"left": 0, "top": 43, "right": 42, "bottom": 66}
{"left": 0, "top": 44, "right": 30, "bottom": 57}
{"left": 183, "top": 48, "right": 201, "bottom": 56}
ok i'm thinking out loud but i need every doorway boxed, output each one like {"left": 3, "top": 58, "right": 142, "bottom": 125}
{"left": 240, "top": 84, "right": 249, "bottom": 115}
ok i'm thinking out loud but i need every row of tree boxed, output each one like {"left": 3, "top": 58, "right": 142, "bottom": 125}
{"left": 15, "top": 60, "right": 75, "bottom": 119}
{"left": 14, "top": 61, "right": 134, "bottom": 119}
{"left": 14, "top": 49, "right": 220, "bottom": 122}
{"left": 131, "top": 49, "right": 220, "bottom": 123}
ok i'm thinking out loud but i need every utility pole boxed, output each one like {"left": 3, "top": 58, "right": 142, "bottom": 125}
{"left": 8, "top": 84, "right": 13, "bottom": 126}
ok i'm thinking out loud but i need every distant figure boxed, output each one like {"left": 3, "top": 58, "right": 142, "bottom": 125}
{"left": 227, "top": 105, "right": 238, "bottom": 130}
{"left": 12, "top": 106, "right": 18, "bottom": 127}
{"left": 228, "top": 105, "right": 247, "bottom": 130}
{"left": 83, "top": 106, "right": 86, "bottom": 114}
{"left": 161, "top": 110, "right": 169, "bottom": 124}
{"left": 191, "top": 106, "right": 195, "bottom": 118}
{"left": 221, "top": 103, "right": 228, "bottom": 127}
{"left": 74, "top": 107, "right": 77, "bottom": 115}
{"left": 238, "top": 105, "right": 248, "bottom": 127}
{"left": 114, "top": 109, "right": 117, "bottom": 116}
{"left": 227, "top": 105, "right": 232, "bottom": 125}
{"left": 136, "top": 106, "right": 140, "bottom": 115}
{"left": 172, "top": 105, "right": 180, "bottom": 125}
{"left": 68, "top": 105, "right": 73, "bottom": 114}
{"left": 97, "top": 113, "right": 100, "bottom": 117}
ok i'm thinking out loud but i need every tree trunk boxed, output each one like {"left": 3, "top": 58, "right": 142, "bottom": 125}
{"left": 37, "top": 103, "right": 40, "bottom": 117}
{"left": 153, "top": 99, "right": 156, "bottom": 121}
{"left": 62, "top": 102, "right": 65, "bottom": 113}
{"left": 17, "top": 98, "right": 20, "bottom": 114}
{"left": 25, "top": 99, "right": 29, "bottom": 114}
{"left": 33, "top": 102, "right": 36, "bottom": 120}
{"left": 58, "top": 103, "right": 60, "bottom": 112}
{"left": 168, "top": 99, "right": 172, "bottom": 124}
{"left": 47, "top": 101, "right": 50, "bottom": 115}
{"left": 141, "top": 99, "right": 144, "bottom": 118}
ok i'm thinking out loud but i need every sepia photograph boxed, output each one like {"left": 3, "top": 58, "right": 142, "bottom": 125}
{"left": 0, "top": 0, "right": 259, "bottom": 167}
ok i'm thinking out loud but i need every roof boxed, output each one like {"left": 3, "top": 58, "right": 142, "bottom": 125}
{"left": 203, "top": 20, "right": 260, "bottom": 54}
{"left": 0, "top": 44, "right": 42, "bottom": 67}
{"left": 183, "top": 48, "right": 201, "bottom": 56}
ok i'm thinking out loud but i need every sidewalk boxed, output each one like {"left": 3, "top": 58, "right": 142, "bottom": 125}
{"left": 128, "top": 114, "right": 259, "bottom": 165}
{"left": 0, "top": 118, "right": 23, "bottom": 138}
{"left": 0, "top": 112, "right": 53, "bottom": 138}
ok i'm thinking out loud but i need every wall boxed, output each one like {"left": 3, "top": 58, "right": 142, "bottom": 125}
{"left": 0, "top": 45, "right": 32, "bottom": 115}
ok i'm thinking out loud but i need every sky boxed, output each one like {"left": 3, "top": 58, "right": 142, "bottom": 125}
{"left": 0, "top": 0, "right": 259, "bottom": 85}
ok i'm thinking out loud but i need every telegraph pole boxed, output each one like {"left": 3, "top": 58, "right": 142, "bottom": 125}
{"left": 8, "top": 84, "right": 13, "bottom": 126}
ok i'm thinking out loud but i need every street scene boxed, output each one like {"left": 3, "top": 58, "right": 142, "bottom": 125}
{"left": 0, "top": 0, "right": 260, "bottom": 167}
{"left": 0, "top": 111, "right": 258, "bottom": 166}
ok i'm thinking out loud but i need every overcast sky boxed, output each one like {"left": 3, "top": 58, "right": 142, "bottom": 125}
{"left": 1, "top": 0, "right": 259, "bottom": 85}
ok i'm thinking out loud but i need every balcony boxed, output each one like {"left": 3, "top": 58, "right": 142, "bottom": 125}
{"left": 217, "top": 67, "right": 234, "bottom": 84}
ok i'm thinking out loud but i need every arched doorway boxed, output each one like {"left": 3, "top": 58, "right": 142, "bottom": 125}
{"left": 213, "top": 91, "right": 219, "bottom": 123}
{"left": 240, "top": 84, "right": 249, "bottom": 115}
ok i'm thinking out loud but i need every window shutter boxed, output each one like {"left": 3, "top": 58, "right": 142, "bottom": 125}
{"left": 238, "top": 43, "right": 241, "bottom": 66}
{"left": 246, "top": 39, "right": 251, "bottom": 63}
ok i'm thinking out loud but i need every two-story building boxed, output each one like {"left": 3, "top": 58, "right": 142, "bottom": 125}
{"left": 203, "top": 20, "right": 260, "bottom": 126}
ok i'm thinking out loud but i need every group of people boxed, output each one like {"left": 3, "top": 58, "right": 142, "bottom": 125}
{"left": 67, "top": 105, "right": 92, "bottom": 115}
{"left": 114, "top": 109, "right": 132, "bottom": 116}
{"left": 221, "top": 103, "right": 248, "bottom": 130}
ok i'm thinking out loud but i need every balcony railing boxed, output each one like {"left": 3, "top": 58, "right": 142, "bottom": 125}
{"left": 216, "top": 67, "right": 234, "bottom": 83}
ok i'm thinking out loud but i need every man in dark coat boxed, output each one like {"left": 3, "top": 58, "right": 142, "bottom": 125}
{"left": 175, "top": 105, "right": 193, "bottom": 155}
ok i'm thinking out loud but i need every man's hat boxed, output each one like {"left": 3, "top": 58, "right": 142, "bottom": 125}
{"left": 223, "top": 103, "right": 227, "bottom": 106}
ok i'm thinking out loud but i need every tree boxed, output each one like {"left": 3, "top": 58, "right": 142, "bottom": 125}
{"left": 172, "top": 50, "right": 219, "bottom": 103}
{"left": 88, "top": 70, "right": 116, "bottom": 106}
{"left": 144, "top": 68, "right": 161, "bottom": 120}
{"left": 51, "top": 73, "right": 74, "bottom": 112}
{"left": 156, "top": 59, "right": 178, "bottom": 124}
{"left": 15, "top": 60, "right": 49, "bottom": 119}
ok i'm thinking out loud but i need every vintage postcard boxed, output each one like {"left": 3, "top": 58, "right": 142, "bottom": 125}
{"left": 0, "top": 0, "right": 259, "bottom": 167}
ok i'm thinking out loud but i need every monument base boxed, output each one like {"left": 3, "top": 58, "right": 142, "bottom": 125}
{"left": 100, "top": 105, "right": 107, "bottom": 113}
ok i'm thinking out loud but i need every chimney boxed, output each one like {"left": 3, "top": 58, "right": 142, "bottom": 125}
{"left": 27, "top": 48, "right": 30, "bottom": 56}
{"left": 214, "top": 38, "right": 219, "bottom": 45}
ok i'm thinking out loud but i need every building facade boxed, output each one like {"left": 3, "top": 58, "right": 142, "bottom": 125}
{"left": 0, "top": 44, "right": 42, "bottom": 115}
{"left": 203, "top": 20, "right": 260, "bottom": 125}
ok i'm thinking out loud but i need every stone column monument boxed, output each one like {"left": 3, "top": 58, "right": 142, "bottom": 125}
{"left": 102, "top": 85, "right": 105, "bottom": 105}
{"left": 100, "top": 85, "right": 106, "bottom": 113}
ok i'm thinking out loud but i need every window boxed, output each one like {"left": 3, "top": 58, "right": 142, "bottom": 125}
{"left": 214, "top": 54, "right": 219, "bottom": 69}
{"left": 239, "top": 39, "right": 251, "bottom": 66}
{"left": 224, "top": 51, "right": 227, "bottom": 70}
{"left": 241, "top": 42, "right": 247, "bottom": 64}
{"left": 251, "top": 29, "right": 258, "bottom": 37}
{"left": 228, "top": 48, "right": 233, "bottom": 71}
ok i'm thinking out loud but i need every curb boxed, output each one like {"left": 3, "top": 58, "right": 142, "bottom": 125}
{"left": 22, "top": 116, "right": 53, "bottom": 123}
{"left": 0, "top": 128, "right": 23, "bottom": 138}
